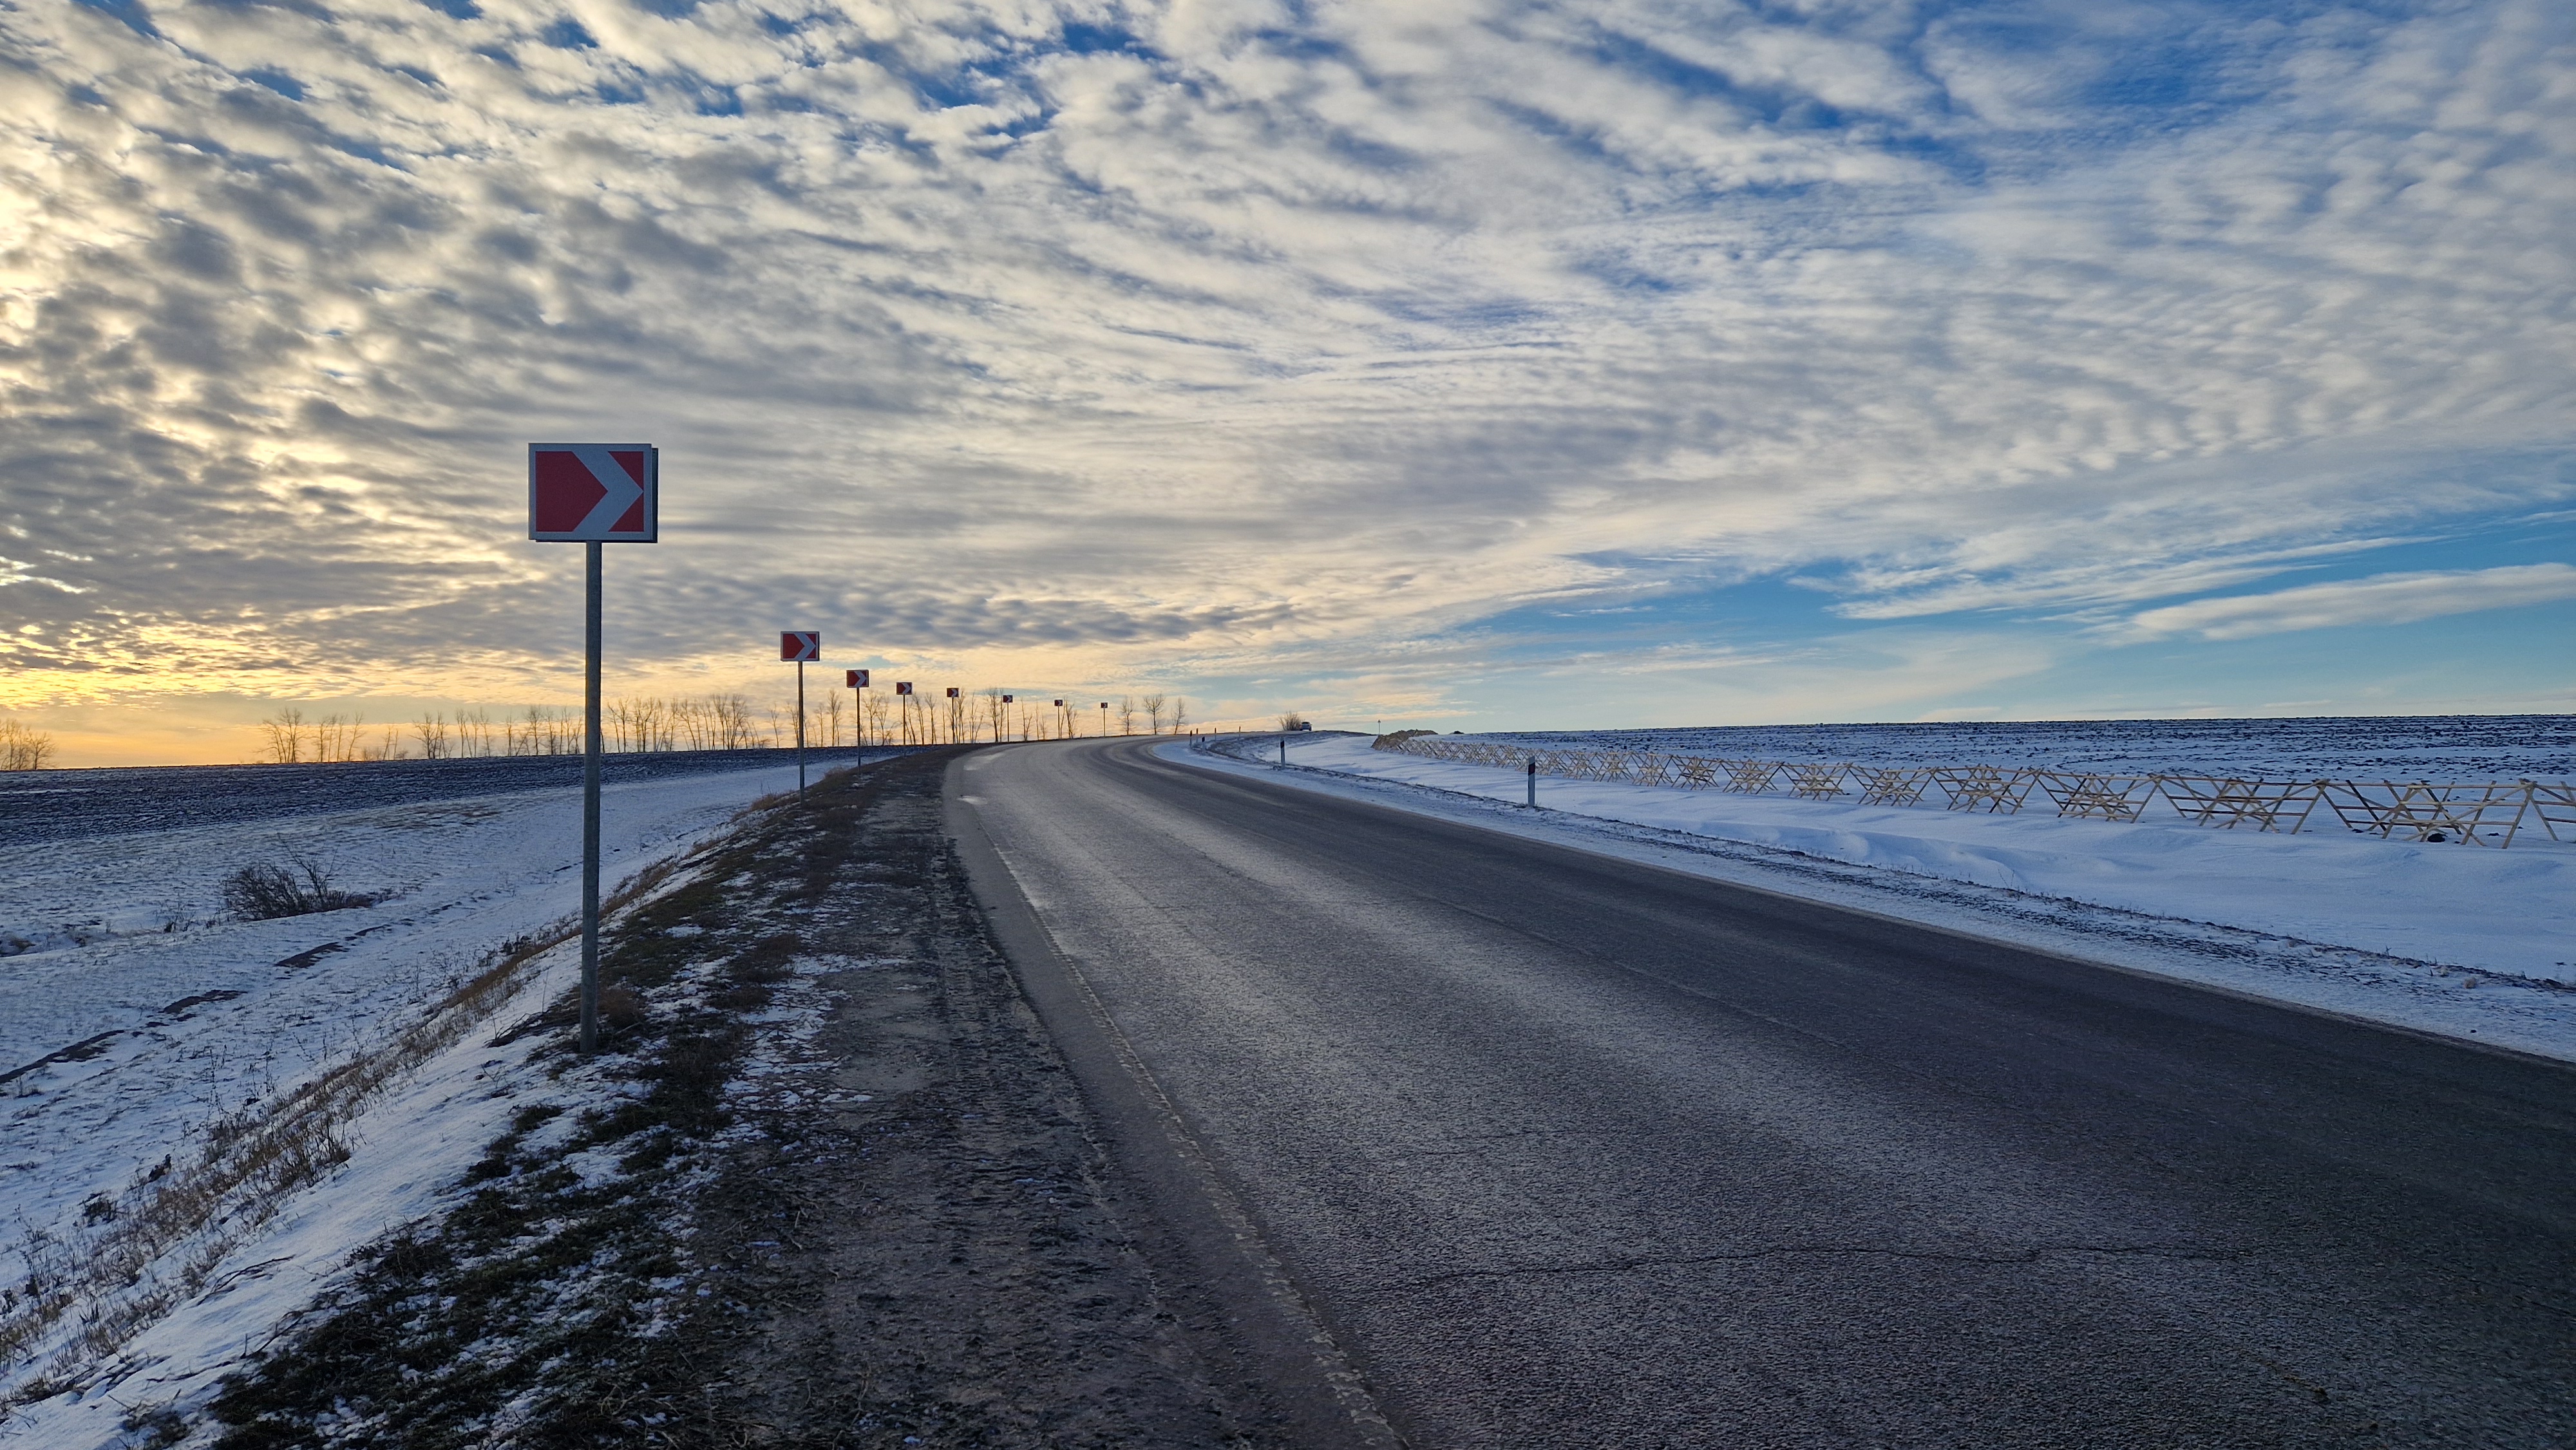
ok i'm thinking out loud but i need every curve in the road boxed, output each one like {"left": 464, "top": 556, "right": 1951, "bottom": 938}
{"left": 951, "top": 738, "right": 2576, "bottom": 1450}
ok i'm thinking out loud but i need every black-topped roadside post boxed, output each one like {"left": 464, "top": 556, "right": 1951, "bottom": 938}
{"left": 528, "top": 443, "right": 660, "bottom": 1055}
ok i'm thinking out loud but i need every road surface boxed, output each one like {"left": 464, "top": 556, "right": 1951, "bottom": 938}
{"left": 949, "top": 739, "right": 2576, "bottom": 1449}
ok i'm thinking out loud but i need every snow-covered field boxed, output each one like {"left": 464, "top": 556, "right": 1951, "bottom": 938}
{"left": 1484, "top": 714, "right": 2575, "bottom": 779}
{"left": 0, "top": 763, "right": 802, "bottom": 1431}
{"left": 1185, "top": 735, "right": 2576, "bottom": 1061}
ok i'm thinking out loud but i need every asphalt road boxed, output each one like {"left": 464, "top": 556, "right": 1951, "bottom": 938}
{"left": 950, "top": 739, "right": 2576, "bottom": 1449}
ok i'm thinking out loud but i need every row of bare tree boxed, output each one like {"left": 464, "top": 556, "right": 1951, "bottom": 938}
{"left": 866, "top": 690, "right": 1193, "bottom": 745}
{"left": 257, "top": 706, "right": 600, "bottom": 764}
{"left": 252, "top": 690, "right": 1209, "bottom": 764}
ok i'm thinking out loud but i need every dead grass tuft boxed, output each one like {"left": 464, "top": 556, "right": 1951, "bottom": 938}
{"left": 220, "top": 857, "right": 382, "bottom": 921}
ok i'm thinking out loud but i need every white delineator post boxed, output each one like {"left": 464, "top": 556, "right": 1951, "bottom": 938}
{"left": 528, "top": 442, "right": 659, "bottom": 1056}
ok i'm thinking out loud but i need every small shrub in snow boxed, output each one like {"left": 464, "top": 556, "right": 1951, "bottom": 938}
{"left": 220, "top": 858, "right": 377, "bottom": 921}
{"left": 598, "top": 984, "right": 647, "bottom": 1032}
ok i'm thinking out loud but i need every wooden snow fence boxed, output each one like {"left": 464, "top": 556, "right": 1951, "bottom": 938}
{"left": 1782, "top": 762, "right": 1850, "bottom": 800}
{"left": 1724, "top": 758, "right": 1781, "bottom": 793}
{"left": 1850, "top": 766, "right": 1937, "bottom": 807}
{"left": 1927, "top": 765, "right": 2040, "bottom": 814}
{"left": 2316, "top": 780, "right": 2537, "bottom": 848}
{"left": 1669, "top": 755, "right": 1726, "bottom": 789}
{"left": 2157, "top": 777, "right": 2322, "bottom": 834}
{"left": 1367, "top": 737, "right": 2568, "bottom": 851}
{"left": 2032, "top": 771, "right": 2161, "bottom": 823}
{"left": 2532, "top": 782, "right": 2576, "bottom": 844}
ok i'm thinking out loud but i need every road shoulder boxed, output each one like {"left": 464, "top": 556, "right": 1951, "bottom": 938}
{"left": 184, "top": 750, "right": 1278, "bottom": 1449}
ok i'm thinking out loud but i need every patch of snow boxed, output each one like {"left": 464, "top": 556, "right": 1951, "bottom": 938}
{"left": 0, "top": 764, "right": 801, "bottom": 1442}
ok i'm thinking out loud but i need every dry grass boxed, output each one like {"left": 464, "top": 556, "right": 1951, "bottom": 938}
{"left": 219, "top": 857, "right": 381, "bottom": 920}
{"left": 0, "top": 919, "right": 582, "bottom": 1403}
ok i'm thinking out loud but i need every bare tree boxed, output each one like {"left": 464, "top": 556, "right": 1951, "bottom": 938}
{"left": 260, "top": 708, "right": 308, "bottom": 764}
{"left": 1276, "top": 711, "right": 1308, "bottom": 731}
{"left": 1117, "top": 695, "right": 1137, "bottom": 736}
{"left": 710, "top": 694, "right": 757, "bottom": 749}
{"left": 1143, "top": 693, "right": 1167, "bottom": 735}
{"left": 453, "top": 706, "right": 494, "bottom": 757}
{"left": 0, "top": 719, "right": 55, "bottom": 771}
{"left": 413, "top": 712, "right": 451, "bottom": 760}
{"left": 629, "top": 697, "right": 668, "bottom": 751}
{"left": 1171, "top": 697, "right": 1188, "bottom": 734}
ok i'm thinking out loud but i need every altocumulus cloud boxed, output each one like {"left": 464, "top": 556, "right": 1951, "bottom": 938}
{"left": 0, "top": 0, "right": 2568, "bottom": 722}
{"left": 2129, "top": 563, "right": 2576, "bottom": 643}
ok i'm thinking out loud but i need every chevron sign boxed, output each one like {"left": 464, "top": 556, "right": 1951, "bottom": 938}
{"left": 781, "top": 632, "right": 821, "bottom": 662}
{"left": 529, "top": 444, "right": 658, "bottom": 542}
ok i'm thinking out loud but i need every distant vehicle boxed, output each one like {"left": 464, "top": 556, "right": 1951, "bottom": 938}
{"left": 1289, "top": 721, "right": 1313, "bottom": 731}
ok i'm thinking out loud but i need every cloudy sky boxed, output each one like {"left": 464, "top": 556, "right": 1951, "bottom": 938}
{"left": 1, "top": 0, "right": 2570, "bottom": 764}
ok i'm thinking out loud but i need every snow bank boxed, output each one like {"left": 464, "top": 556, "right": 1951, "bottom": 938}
{"left": 1279, "top": 736, "right": 2574, "bottom": 981}
{"left": 1176, "top": 737, "right": 2576, "bottom": 1062}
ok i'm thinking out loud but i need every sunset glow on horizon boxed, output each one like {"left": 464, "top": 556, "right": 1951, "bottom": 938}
{"left": 3, "top": 0, "right": 2570, "bottom": 768}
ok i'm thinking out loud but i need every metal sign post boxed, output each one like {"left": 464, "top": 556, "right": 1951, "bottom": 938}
{"left": 781, "top": 632, "right": 820, "bottom": 795}
{"left": 529, "top": 443, "right": 659, "bottom": 1056}
{"left": 847, "top": 668, "right": 869, "bottom": 753}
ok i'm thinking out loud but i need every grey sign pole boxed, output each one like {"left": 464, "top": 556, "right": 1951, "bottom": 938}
{"left": 581, "top": 540, "right": 603, "bottom": 1054}
{"left": 796, "top": 659, "right": 807, "bottom": 799}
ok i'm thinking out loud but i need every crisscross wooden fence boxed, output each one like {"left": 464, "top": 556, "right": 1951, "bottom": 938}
{"left": 2157, "top": 777, "right": 2322, "bottom": 834}
{"left": 1371, "top": 735, "right": 2569, "bottom": 850}
{"left": 2317, "top": 780, "right": 2537, "bottom": 848}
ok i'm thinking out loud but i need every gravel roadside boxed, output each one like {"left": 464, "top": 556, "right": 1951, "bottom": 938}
{"left": 200, "top": 748, "right": 1280, "bottom": 1448}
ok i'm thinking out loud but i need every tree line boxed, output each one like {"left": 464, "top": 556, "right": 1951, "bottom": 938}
{"left": 249, "top": 690, "right": 1204, "bottom": 763}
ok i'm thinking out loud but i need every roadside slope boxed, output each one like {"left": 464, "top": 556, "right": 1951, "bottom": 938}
{"left": 17, "top": 751, "right": 1280, "bottom": 1449}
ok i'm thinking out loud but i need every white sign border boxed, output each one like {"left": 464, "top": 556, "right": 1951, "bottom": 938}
{"left": 528, "top": 442, "right": 660, "bottom": 543}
